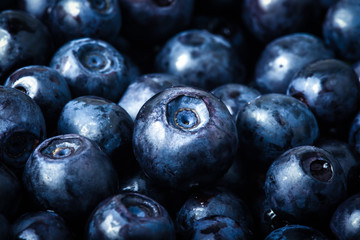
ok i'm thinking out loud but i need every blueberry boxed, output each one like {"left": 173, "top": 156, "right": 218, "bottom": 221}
{"left": 287, "top": 59, "right": 360, "bottom": 125}
{"left": 236, "top": 93, "right": 319, "bottom": 170}
{"left": 57, "top": 96, "right": 135, "bottom": 174}
{"left": 191, "top": 215, "right": 254, "bottom": 240}
{"left": 254, "top": 33, "right": 333, "bottom": 94}
{"left": 155, "top": 29, "right": 245, "bottom": 90}
{"left": 265, "top": 146, "right": 347, "bottom": 226}
{"left": 22, "top": 134, "right": 119, "bottom": 223}
{"left": 133, "top": 86, "right": 238, "bottom": 190}
{"left": 4, "top": 65, "right": 72, "bottom": 132}
{"left": 47, "top": 0, "right": 122, "bottom": 46}
{"left": 86, "top": 192, "right": 176, "bottom": 240}
{"left": 323, "top": 0, "right": 360, "bottom": 60}
{"left": 118, "top": 0, "right": 194, "bottom": 45}
{"left": 211, "top": 83, "right": 261, "bottom": 120}
{"left": 176, "top": 189, "right": 254, "bottom": 237}
{"left": 264, "top": 225, "right": 329, "bottom": 240}
{"left": 330, "top": 193, "right": 360, "bottom": 240}
{"left": 242, "top": 0, "right": 320, "bottom": 42}
{"left": 50, "top": 38, "right": 130, "bottom": 102}
{"left": 0, "top": 86, "right": 46, "bottom": 171}
{"left": 118, "top": 73, "right": 181, "bottom": 121}
{"left": 11, "top": 211, "right": 74, "bottom": 240}
{"left": 0, "top": 10, "right": 53, "bottom": 83}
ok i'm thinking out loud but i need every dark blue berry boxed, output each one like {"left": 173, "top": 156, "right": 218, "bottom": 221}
{"left": 86, "top": 192, "right": 176, "bottom": 240}
{"left": 47, "top": 0, "right": 122, "bottom": 46}
{"left": 236, "top": 93, "right": 319, "bottom": 170}
{"left": 50, "top": 38, "right": 130, "bottom": 102}
{"left": 287, "top": 59, "right": 360, "bottom": 125}
{"left": 155, "top": 30, "right": 245, "bottom": 90}
{"left": 265, "top": 146, "right": 347, "bottom": 225}
{"left": 23, "top": 134, "right": 119, "bottom": 222}
{"left": 133, "top": 86, "right": 238, "bottom": 190}
{"left": 57, "top": 96, "right": 135, "bottom": 174}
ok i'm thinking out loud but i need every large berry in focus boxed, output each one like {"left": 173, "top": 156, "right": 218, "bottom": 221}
{"left": 133, "top": 86, "right": 238, "bottom": 191}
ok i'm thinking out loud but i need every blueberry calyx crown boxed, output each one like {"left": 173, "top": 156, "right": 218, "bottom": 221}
{"left": 174, "top": 108, "right": 200, "bottom": 129}
{"left": 167, "top": 95, "right": 209, "bottom": 131}
{"left": 301, "top": 153, "right": 333, "bottom": 182}
{"left": 41, "top": 138, "right": 82, "bottom": 159}
{"left": 76, "top": 44, "right": 112, "bottom": 73}
{"left": 121, "top": 194, "right": 160, "bottom": 218}
{"left": 51, "top": 147, "right": 74, "bottom": 158}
